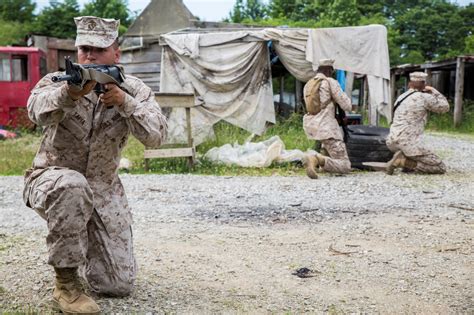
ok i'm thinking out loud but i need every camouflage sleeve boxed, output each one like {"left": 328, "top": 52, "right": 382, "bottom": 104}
{"left": 27, "top": 73, "right": 77, "bottom": 126}
{"left": 327, "top": 78, "right": 352, "bottom": 112}
{"left": 425, "top": 88, "right": 449, "bottom": 114}
{"left": 116, "top": 77, "right": 167, "bottom": 148}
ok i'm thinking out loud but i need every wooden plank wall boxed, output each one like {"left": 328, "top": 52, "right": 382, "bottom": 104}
{"left": 120, "top": 42, "right": 162, "bottom": 92}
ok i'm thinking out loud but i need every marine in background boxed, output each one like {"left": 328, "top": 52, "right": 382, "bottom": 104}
{"left": 302, "top": 59, "right": 352, "bottom": 179}
{"left": 386, "top": 71, "right": 449, "bottom": 174}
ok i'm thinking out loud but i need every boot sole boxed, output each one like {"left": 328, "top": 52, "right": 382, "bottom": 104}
{"left": 305, "top": 167, "right": 319, "bottom": 179}
{"left": 52, "top": 299, "right": 100, "bottom": 315}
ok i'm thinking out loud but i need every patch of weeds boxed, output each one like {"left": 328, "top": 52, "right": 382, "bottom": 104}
{"left": 327, "top": 304, "right": 344, "bottom": 315}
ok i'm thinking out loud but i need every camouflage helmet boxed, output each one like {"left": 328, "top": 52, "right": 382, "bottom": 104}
{"left": 74, "top": 16, "right": 119, "bottom": 48}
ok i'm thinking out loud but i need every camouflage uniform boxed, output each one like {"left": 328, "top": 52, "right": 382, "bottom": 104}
{"left": 23, "top": 73, "right": 167, "bottom": 296}
{"left": 303, "top": 73, "right": 352, "bottom": 174}
{"left": 387, "top": 88, "right": 449, "bottom": 174}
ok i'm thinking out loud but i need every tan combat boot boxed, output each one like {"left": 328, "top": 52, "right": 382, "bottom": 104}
{"left": 53, "top": 267, "right": 100, "bottom": 315}
{"left": 386, "top": 151, "right": 411, "bottom": 175}
{"left": 304, "top": 153, "right": 326, "bottom": 179}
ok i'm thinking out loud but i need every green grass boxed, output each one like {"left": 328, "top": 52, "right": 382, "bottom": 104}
{"left": 0, "top": 133, "right": 40, "bottom": 175}
{"left": 125, "top": 113, "right": 313, "bottom": 175}
{"left": 1, "top": 108, "right": 472, "bottom": 176}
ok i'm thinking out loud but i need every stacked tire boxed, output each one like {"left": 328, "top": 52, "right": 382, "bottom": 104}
{"left": 345, "top": 125, "right": 393, "bottom": 170}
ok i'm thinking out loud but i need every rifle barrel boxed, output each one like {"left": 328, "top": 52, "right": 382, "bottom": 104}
{"left": 51, "top": 74, "right": 74, "bottom": 83}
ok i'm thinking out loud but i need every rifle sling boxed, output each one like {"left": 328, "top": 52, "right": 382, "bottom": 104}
{"left": 392, "top": 91, "right": 417, "bottom": 115}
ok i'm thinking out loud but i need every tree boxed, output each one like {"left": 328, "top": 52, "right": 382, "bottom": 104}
{"left": 228, "top": 0, "right": 266, "bottom": 22}
{"left": 0, "top": 0, "right": 36, "bottom": 23}
{"left": 34, "top": 0, "right": 80, "bottom": 39}
{"left": 82, "top": 0, "right": 131, "bottom": 34}
{"left": 229, "top": 0, "right": 245, "bottom": 23}
{"left": 395, "top": 1, "right": 465, "bottom": 60}
{"left": 0, "top": 19, "right": 30, "bottom": 45}
{"left": 320, "top": 0, "right": 361, "bottom": 27}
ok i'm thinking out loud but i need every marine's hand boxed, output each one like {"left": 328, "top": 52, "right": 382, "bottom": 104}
{"left": 67, "top": 80, "right": 97, "bottom": 101}
{"left": 100, "top": 84, "right": 125, "bottom": 108}
{"left": 423, "top": 86, "right": 434, "bottom": 93}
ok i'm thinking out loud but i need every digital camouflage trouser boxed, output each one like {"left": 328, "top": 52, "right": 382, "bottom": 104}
{"left": 23, "top": 167, "right": 136, "bottom": 296}
{"left": 321, "top": 138, "right": 351, "bottom": 174}
{"left": 387, "top": 143, "right": 447, "bottom": 174}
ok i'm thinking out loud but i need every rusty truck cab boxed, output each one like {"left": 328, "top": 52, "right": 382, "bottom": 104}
{"left": 0, "top": 47, "right": 47, "bottom": 127}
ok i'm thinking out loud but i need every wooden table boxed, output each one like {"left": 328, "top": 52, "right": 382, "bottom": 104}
{"left": 144, "top": 92, "right": 198, "bottom": 170}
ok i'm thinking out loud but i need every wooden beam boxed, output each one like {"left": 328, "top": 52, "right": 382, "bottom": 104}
{"left": 155, "top": 93, "right": 196, "bottom": 108}
{"left": 454, "top": 57, "right": 465, "bottom": 127}
{"left": 279, "top": 75, "right": 284, "bottom": 115}
{"left": 390, "top": 73, "right": 396, "bottom": 122}
{"left": 144, "top": 147, "right": 194, "bottom": 159}
{"left": 295, "top": 79, "right": 303, "bottom": 113}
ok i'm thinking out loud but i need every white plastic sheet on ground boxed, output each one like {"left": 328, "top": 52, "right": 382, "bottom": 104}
{"left": 203, "top": 135, "right": 314, "bottom": 168}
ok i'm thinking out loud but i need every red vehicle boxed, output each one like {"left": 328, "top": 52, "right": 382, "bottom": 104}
{"left": 0, "top": 47, "right": 47, "bottom": 127}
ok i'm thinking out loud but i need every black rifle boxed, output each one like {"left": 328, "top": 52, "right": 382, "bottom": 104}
{"left": 336, "top": 104, "right": 349, "bottom": 141}
{"left": 51, "top": 57, "right": 126, "bottom": 94}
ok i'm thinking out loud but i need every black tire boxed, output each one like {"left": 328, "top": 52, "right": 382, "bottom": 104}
{"left": 344, "top": 125, "right": 393, "bottom": 170}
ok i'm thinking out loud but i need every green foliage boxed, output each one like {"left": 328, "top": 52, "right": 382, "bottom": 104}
{"left": 322, "top": 0, "right": 361, "bottom": 27}
{"left": 0, "top": 133, "right": 39, "bottom": 176}
{"left": 82, "top": 0, "right": 131, "bottom": 34}
{"left": 0, "top": 0, "right": 35, "bottom": 22}
{"left": 228, "top": 0, "right": 267, "bottom": 23}
{"left": 33, "top": 0, "right": 80, "bottom": 38}
{"left": 427, "top": 100, "right": 474, "bottom": 134}
{"left": 3, "top": 109, "right": 472, "bottom": 176}
{"left": 466, "top": 35, "right": 474, "bottom": 54}
{"left": 394, "top": 2, "right": 466, "bottom": 61}
{"left": 230, "top": 0, "right": 474, "bottom": 65}
{"left": 0, "top": 19, "right": 30, "bottom": 45}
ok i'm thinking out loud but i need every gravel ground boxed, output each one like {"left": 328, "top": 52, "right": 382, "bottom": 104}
{"left": 0, "top": 134, "right": 473, "bottom": 313}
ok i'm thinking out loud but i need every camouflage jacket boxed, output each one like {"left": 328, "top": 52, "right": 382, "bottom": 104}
{"left": 24, "top": 72, "right": 167, "bottom": 237}
{"left": 387, "top": 88, "right": 448, "bottom": 156}
{"left": 303, "top": 73, "right": 352, "bottom": 141}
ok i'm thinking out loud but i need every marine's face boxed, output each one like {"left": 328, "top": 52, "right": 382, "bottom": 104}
{"left": 77, "top": 44, "right": 120, "bottom": 65}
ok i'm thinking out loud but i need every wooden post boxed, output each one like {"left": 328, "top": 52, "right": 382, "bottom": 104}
{"left": 454, "top": 57, "right": 465, "bottom": 127}
{"left": 295, "top": 79, "right": 303, "bottom": 113}
{"left": 425, "top": 69, "right": 432, "bottom": 86}
{"left": 390, "top": 73, "right": 397, "bottom": 122}
{"left": 185, "top": 107, "right": 195, "bottom": 168}
{"left": 279, "top": 75, "right": 285, "bottom": 115}
{"left": 362, "top": 76, "right": 368, "bottom": 110}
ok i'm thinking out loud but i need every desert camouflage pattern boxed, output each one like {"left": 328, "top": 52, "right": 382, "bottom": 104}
{"left": 23, "top": 72, "right": 166, "bottom": 292}
{"left": 321, "top": 139, "right": 351, "bottom": 174}
{"left": 303, "top": 73, "right": 352, "bottom": 141}
{"left": 74, "top": 16, "right": 119, "bottom": 48}
{"left": 387, "top": 87, "right": 449, "bottom": 173}
{"left": 24, "top": 168, "right": 136, "bottom": 296}
{"left": 302, "top": 73, "right": 352, "bottom": 173}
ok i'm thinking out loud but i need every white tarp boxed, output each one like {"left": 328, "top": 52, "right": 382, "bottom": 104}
{"left": 160, "top": 25, "right": 391, "bottom": 145}
{"left": 204, "top": 135, "right": 313, "bottom": 167}
{"left": 160, "top": 32, "right": 275, "bottom": 145}
{"left": 306, "top": 25, "right": 391, "bottom": 118}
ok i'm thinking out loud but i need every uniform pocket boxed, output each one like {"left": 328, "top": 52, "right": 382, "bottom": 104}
{"left": 60, "top": 117, "right": 88, "bottom": 141}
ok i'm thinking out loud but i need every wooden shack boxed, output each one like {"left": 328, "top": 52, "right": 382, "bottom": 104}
{"left": 27, "top": 35, "right": 76, "bottom": 72}
{"left": 120, "top": 0, "right": 253, "bottom": 92}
